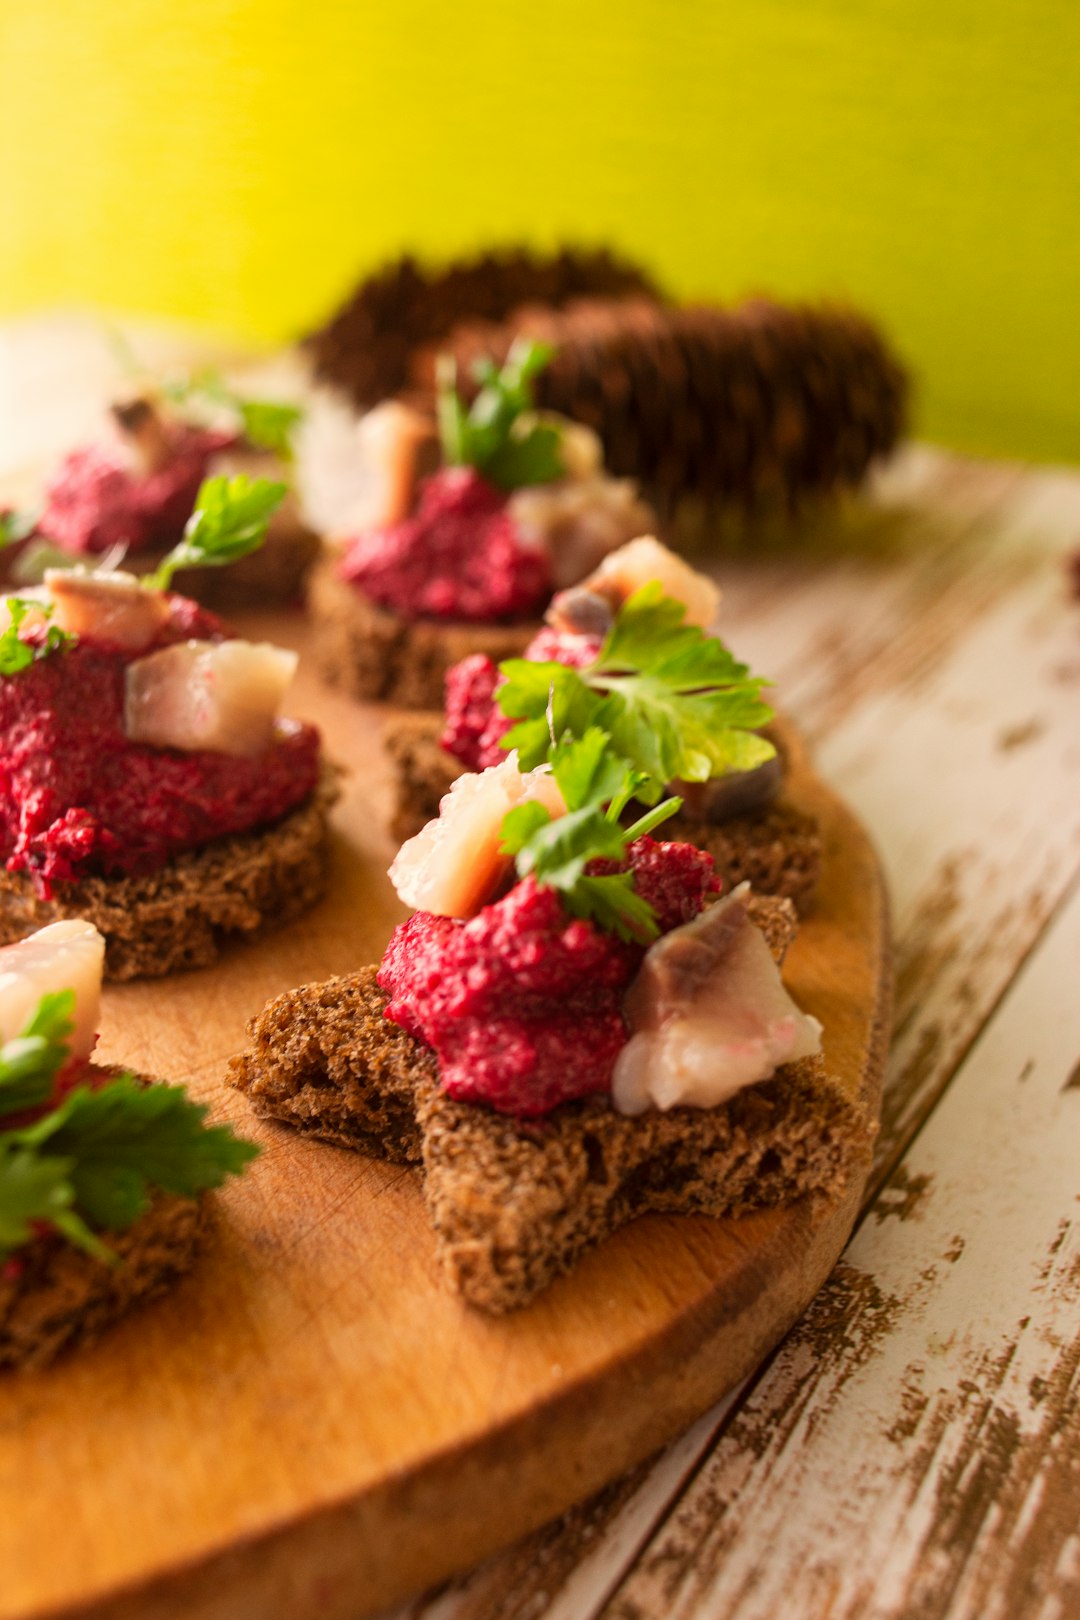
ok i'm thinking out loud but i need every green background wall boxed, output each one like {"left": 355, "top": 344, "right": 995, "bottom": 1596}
{"left": 2, "top": 1, "right": 1077, "bottom": 462}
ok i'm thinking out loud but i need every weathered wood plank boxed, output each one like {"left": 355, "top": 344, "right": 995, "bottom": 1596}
{"left": 593, "top": 868, "right": 1080, "bottom": 1620}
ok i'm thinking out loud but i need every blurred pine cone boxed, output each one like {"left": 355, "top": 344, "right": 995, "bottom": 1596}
{"left": 305, "top": 248, "right": 663, "bottom": 407}
{"left": 413, "top": 297, "right": 909, "bottom": 512}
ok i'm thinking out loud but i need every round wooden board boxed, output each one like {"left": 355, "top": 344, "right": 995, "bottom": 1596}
{"left": 0, "top": 612, "right": 891, "bottom": 1620}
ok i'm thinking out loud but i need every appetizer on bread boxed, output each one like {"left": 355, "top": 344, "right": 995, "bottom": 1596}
{"left": 0, "top": 477, "right": 335, "bottom": 978}
{"left": 309, "top": 340, "right": 656, "bottom": 709}
{"left": 0, "top": 920, "right": 256, "bottom": 1368}
{"left": 230, "top": 731, "right": 871, "bottom": 1312}
{"left": 386, "top": 536, "right": 822, "bottom": 910}
{"left": 3, "top": 376, "right": 317, "bottom": 609}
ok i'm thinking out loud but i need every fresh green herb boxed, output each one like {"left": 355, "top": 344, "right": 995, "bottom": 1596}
{"left": 0, "top": 992, "right": 77, "bottom": 1118}
{"left": 144, "top": 473, "right": 286, "bottom": 592}
{"left": 0, "top": 596, "right": 75, "bottom": 675}
{"left": 164, "top": 367, "right": 303, "bottom": 460}
{"left": 0, "top": 990, "right": 259, "bottom": 1264}
{"left": 0, "top": 508, "right": 39, "bottom": 550}
{"left": 499, "top": 729, "right": 682, "bottom": 943}
{"left": 437, "top": 338, "right": 565, "bottom": 490}
{"left": 498, "top": 583, "right": 776, "bottom": 799}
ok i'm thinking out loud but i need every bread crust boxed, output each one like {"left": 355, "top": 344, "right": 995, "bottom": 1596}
{"left": 0, "top": 772, "right": 338, "bottom": 981}
{"left": 0, "top": 1190, "right": 209, "bottom": 1371}
{"left": 307, "top": 552, "right": 536, "bottom": 710}
{"left": 384, "top": 710, "right": 822, "bottom": 912}
{"left": 229, "top": 901, "right": 873, "bottom": 1315}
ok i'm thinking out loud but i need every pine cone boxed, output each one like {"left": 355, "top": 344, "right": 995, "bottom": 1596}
{"left": 414, "top": 297, "right": 909, "bottom": 512}
{"left": 305, "top": 248, "right": 663, "bottom": 407}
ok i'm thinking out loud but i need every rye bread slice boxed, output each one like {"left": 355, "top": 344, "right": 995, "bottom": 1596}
{"left": 0, "top": 1192, "right": 209, "bottom": 1372}
{"left": 171, "top": 510, "right": 320, "bottom": 611}
{"left": 228, "top": 897, "right": 873, "bottom": 1313}
{"left": 383, "top": 710, "right": 822, "bottom": 913}
{"left": 0, "top": 771, "right": 338, "bottom": 981}
{"left": 307, "top": 552, "right": 537, "bottom": 710}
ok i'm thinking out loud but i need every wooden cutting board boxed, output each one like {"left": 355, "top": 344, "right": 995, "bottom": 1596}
{"left": 0, "top": 611, "right": 891, "bottom": 1620}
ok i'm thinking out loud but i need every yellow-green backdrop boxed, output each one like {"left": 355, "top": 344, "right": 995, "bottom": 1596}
{"left": 2, "top": 1, "right": 1077, "bottom": 462}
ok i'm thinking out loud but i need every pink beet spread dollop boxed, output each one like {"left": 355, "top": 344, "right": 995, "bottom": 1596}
{"left": 339, "top": 466, "right": 552, "bottom": 623}
{"left": 378, "top": 837, "right": 721, "bottom": 1117}
{"left": 0, "top": 599, "right": 319, "bottom": 893}
{"left": 441, "top": 626, "right": 602, "bottom": 771}
{"left": 39, "top": 424, "right": 235, "bottom": 557}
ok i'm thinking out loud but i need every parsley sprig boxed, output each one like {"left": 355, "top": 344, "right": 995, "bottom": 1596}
{"left": 437, "top": 338, "right": 565, "bottom": 490}
{"left": 144, "top": 473, "right": 286, "bottom": 592}
{"left": 0, "top": 508, "right": 39, "bottom": 550}
{"left": 163, "top": 368, "right": 304, "bottom": 460}
{"left": 499, "top": 729, "right": 682, "bottom": 943}
{"left": 498, "top": 583, "right": 776, "bottom": 800}
{"left": 0, "top": 596, "right": 75, "bottom": 675}
{"left": 0, "top": 990, "right": 258, "bottom": 1264}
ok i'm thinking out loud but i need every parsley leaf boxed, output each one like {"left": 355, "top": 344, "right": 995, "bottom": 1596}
{"left": 144, "top": 474, "right": 286, "bottom": 592}
{"left": 498, "top": 730, "right": 682, "bottom": 943}
{"left": 0, "top": 990, "right": 260, "bottom": 1264}
{"left": 0, "top": 991, "right": 76, "bottom": 1118}
{"left": 164, "top": 368, "right": 304, "bottom": 460}
{"left": 0, "top": 507, "right": 39, "bottom": 549}
{"left": 499, "top": 583, "right": 776, "bottom": 794}
{"left": 437, "top": 338, "right": 565, "bottom": 490}
{"left": 0, "top": 596, "right": 76, "bottom": 676}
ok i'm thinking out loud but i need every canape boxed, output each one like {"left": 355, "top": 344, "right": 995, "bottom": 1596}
{"left": 0, "top": 477, "right": 334, "bottom": 979}
{"left": 7, "top": 380, "right": 318, "bottom": 609}
{"left": 230, "top": 734, "right": 872, "bottom": 1312}
{"left": 385, "top": 536, "right": 822, "bottom": 911}
{"left": 308, "top": 340, "right": 656, "bottom": 709}
{"left": 0, "top": 919, "right": 256, "bottom": 1369}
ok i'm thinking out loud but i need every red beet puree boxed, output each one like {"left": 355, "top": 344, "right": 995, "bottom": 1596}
{"left": 339, "top": 466, "right": 551, "bottom": 623}
{"left": 441, "top": 626, "right": 602, "bottom": 770}
{"left": 0, "top": 599, "right": 319, "bottom": 892}
{"left": 40, "top": 424, "right": 235, "bottom": 557}
{"left": 378, "top": 838, "right": 721, "bottom": 1116}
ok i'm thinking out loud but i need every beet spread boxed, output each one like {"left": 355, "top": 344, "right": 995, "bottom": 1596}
{"left": 339, "top": 466, "right": 551, "bottom": 623}
{"left": 40, "top": 424, "right": 235, "bottom": 557}
{"left": 0, "top": 599, "right": 319, "bottom": 892}
{"left": 378, "top": 837, "right": 721, "bottom": 1116}
{"left": 441, "top": 626, "right": 603, "bottom": 771}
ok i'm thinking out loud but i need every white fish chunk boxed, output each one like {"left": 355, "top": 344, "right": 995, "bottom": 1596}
{"left": 612, "top": 883, "right": 822, "bottom": 1115}
{"left": 45, "top": 568, "right": 171, "bottom": 652}
{"left": 124, "top": 639, "right": 298, "bottom": 758}
{"left": 0, "top": 920, "right": 105, "bottom": 1064}
{"left": 389, "top": 754, "right": 565, "bottom": 919}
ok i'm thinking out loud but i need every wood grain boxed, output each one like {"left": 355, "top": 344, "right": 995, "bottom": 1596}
{"left": 0, "top": 612, "right": 889, "bottom": 1620}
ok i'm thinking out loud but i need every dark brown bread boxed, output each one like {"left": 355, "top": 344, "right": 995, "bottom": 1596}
{"left": 229, "top": 902, "right": 873, "bottom": 1314}
{"left": 0, "top": 773, "right": 337, "bottom": 981}
{"left": 383, "top": 710, "right": 822, "bottom": 913}
{"left": 172, "top": 508, "right": 320, "bottom": 610}
{"left": 308, "top": 551, "right": 536, "bottom": 710}
{"left": 0, "top": 1192, "right": 208, "bottom": 1371}
{"left": 415, "top": 297, "right": 908, "bottom": 517}
{"left": 304, "top": 247, "right": 663, "bottom": 407}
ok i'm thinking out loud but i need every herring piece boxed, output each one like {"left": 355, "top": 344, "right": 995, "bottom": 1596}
{"left": 389, "top": 754, "right": 565, "bottom": 920}
{"left": 549, "top": 535, "right": 721, "bottom": 634}
{"left": 349, "top": 401, "right": 439, "bottom": 531}
{"left": 45, "top": 568, "right": 171, "bottom": 652}
{"left": 111, "top": 396, "right": 173, "bottom": 476}
{"left": 612, "top": 883, "right": 822, "bottom": 1116}
{"left": 509, "top": 477, "right": 657, "bottom": 590}
{"left": 124, "top": 639, "right": 298, "bottom": 758}
{"left": 0, "top": 920, "right": 105, "bottom": 1063}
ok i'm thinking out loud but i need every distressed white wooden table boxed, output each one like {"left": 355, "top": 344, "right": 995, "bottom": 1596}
{"left": 3, "top": 317, "right": 1078, "bottom": 1620}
